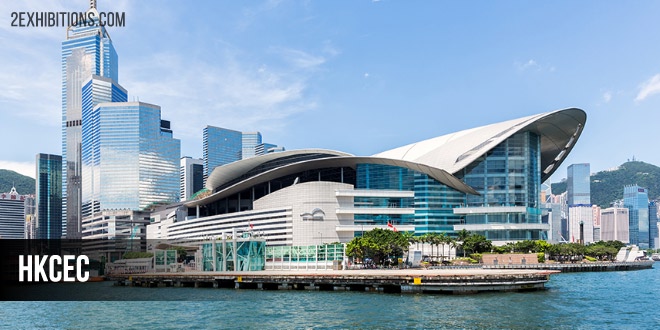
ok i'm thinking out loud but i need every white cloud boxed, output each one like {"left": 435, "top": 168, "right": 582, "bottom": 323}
{"left": 635, "top": 74, "right": 660, "bottom": 102}
{"left": 516, "top": 59, "right": 538, "bottom": 71}
{"left": 603, "top": 91, "right": 612, "bottom": 103}
{"left": 121, "top": 46, "right": 325, "bottom": 156}
{"left": 0, "top": 161, "right": 35, "bottom": 178}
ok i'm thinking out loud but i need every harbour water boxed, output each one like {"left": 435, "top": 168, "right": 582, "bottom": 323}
{"left": 1, "top": 265, "right": 658, "bottom": 329}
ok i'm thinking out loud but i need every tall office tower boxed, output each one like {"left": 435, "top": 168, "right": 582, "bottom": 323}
{"left": 202, "top": 126, "right": 242, "bottom": 180}
{"left": 23, "top": 196, "right": 36, "bottom": 239}
{"left": 80, "top": 75, "right": 128, "bottom": 217}
{"left": 0, "top": 187, "right": 31, "bottom": 238}
{"left": 649, "top": 200, "right": 658, "bottom": 249}
{"left": 567, "top": 163, "right": 590, "bottom": 205}
{"left": 80, "top": 102, "right": 180, "bottom": 238}
{"left": 241, "top": 132, "right": 262, "bottom": 160}
{"left": 624, "top": 185, "right": 649, "bottom": 248}
{"left": 592, "top": 205, "right": 601, "bottom": 241}
{"left": 600, "top": 207, "right": 630, "bottom": 243}
{"left": 180, "top": 157, "right": 204, "bottom": 201}
{"left": 36, "top": 154, "right": 63, "bottom": 239}
{"left": 62, "top": 3, "right": 118, "bottom": 238}
{"left": 568, "top": 205, "right": 594, "bottom": 244}
{"left": 541, "top": 203, "right": 562, "bottom": 243}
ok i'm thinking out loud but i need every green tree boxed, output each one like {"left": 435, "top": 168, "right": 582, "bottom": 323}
{"left": 345, "top": 228, "right": 410, "bottom": 266}
{"left": 457, "top": 229, "right": 471, "bottom": 257}
{"left": 462, "top": 234, "right": 492, "bottom": 255}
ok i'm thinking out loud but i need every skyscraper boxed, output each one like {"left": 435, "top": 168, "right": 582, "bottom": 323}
{"left": 624, "top": 185, "right": 649, "bottom": 248}
{"left": 649, "top": 200, "right": 658, "bottom": 249}
{"left": 0, "top": 187, "right": 30, "bottom": 239}
{"left": 202, "top": 126, "right": 242, "bottom": 180}
{"left": 36, "top": 154, "right": 63, "bottom": 239}
{"left": 566, "top": 164, "right": 592, "bottom": 244}
{"left": 241, "top": 132, "right": 262, "bottom": 160}
{"left": 62, "top": 3, "right": 118, "bottom": 238}
{"left": 80, "top": 102, "right": 180, "bottom": 240}
{"left": 180, "top": 157, "right": 204, "bottom": 201}
{"left": 600, "top": 207, "right": 629, "bottom": 243}
{"left": 567, "top": 163, "right": 590, "bottom": 205}
{"left": 81, "top": 102, "right": 180, "bottom": 215}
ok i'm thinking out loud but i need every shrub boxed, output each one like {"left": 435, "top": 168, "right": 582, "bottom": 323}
{"left": 453, "top": 257, "right": 478, "bottom": 264}
{"left": 584, "top": 256, "right": 597, "bottom": 262}
{"left": 470, "top": 253, "right": 483, "bottom": 262}
{"left": 537, "top": 252, "right": 545, "bottom": 263}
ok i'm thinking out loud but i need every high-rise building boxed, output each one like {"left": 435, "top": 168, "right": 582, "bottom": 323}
{"left": 203, "top": 126, "right": 242, "bottom": 181}
{"left": 541, "top": 203, "right": 563, "bottom": 243}
{"left": 36, "top": 153, "right": 63, "bottom": 239}
{"left": 180, "top": 157, "right": 204, "bottom": 201}
{"left": 62, "top": 3, "right": 119, "bottom": 238}
{"left": 624, "top": 185, "right": 649, "bottom": 248}
{"left": 568, "top": 205, "right": 594, "bottom": 244}
{"left": 600, "top": 207, "right": 629, "bottom": 243}
{"left": 80, "top": 102, "right": 180, "bottom": 239}
{"left": 649, "top": 200, "right": 658, "bottom": 249}
{"left": 0, "top": 187, "right": 31, "bottom": 239}
{"left": 241, "top": 132, "right": 262, "bottom": 160}
{"left": 592, "top": 205, "right": 601, "bottom": 242}
{"left": 567, "top": 163, "right": 590, "bottom": 205}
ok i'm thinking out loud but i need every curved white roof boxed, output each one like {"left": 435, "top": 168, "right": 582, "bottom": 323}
{"left": 187, "top": 156, "right": 477, "bottom": 207}
{"left": 205, "top": 149, "right": 353, "bottom": 191}
{"left": 374, "top": 108, "right": 586, "bottom": 181}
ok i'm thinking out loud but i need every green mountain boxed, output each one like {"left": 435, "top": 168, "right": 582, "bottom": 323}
{"left": 550, "top": 161, "right": 660, "bottom": 207}
{"left": 0, "top": 169, "right": 35, "bottom": 195}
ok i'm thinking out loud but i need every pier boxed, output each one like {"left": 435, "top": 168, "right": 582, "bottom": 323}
{"left": 108, "top": 268, "right": 558, "bottom": 294}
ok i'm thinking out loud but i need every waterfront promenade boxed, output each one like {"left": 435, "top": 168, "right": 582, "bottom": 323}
{"left": 109, "top": 268, "right": 559, "bottom": 294}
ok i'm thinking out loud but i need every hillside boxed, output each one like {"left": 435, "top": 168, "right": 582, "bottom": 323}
{"left": 0, "top": 169, "right": 35, "bottom": 195}
{"left": 551, "top": 161, "right": 660, "bottom": 207}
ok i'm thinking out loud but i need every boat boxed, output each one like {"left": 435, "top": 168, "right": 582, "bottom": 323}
{"left": 651, "top": 253, "right": 660, "bottom": 261}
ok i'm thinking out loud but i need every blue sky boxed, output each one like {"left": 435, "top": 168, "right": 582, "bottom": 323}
{"left": 2, "top": 1, "right": 660, "bottom": 186}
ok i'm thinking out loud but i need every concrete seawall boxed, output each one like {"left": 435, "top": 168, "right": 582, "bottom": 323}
{"left": 481, "top": 261, "right": 654, "bottom": 272}
{"left": 109, "top": 269, "right": 558, "bottom": 294}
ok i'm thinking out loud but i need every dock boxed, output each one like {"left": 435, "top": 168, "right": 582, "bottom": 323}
{"left": 108, "top": 268, "right": 559, "bottom": 294}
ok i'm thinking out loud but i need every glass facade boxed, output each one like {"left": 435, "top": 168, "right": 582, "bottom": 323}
{"left": 62, "top": 14, "right": 118, "bottom": 238}
{"left": 203, "top": 126, "right": 242, "bottom": 180}
{"left": 456, "top": 131, "right": 543, "bottom": 241}
{"left": 36, "top": 154, "right": 63, "bottom": 239}
{"left": 242, "top": 132, "right": 263, "bottom": 160}
{"left": 195, "top": 131, "right": 545, "bottom": 242}
{"left": 624, "top": 185, "right": 649, "bottom": 248}
{"left": 567, "top": 163, "right": 590, "bottom": 205}
{"left": 81, "top": 102, "right": 180, "bottom": 216}
{"left": 648, "top": 201, "right": 658, "bottom": 249}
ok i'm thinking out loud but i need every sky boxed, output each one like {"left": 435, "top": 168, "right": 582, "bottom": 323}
{"left": 2, "top": 1, "right": 660, "bottom": 186}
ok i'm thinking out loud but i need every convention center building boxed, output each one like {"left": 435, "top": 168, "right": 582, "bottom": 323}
{"left": 147, "top": 108, "right": 586, "bottom": 246}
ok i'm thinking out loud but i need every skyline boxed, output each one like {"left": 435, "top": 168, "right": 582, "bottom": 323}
{"left": 2, "top": 1, "right": 660, "bottom": 184}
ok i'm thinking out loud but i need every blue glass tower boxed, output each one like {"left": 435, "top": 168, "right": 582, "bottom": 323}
{"left": 649, "top": 200, "right": 658, "bottom": 249}
{"left": 242, "top": 132, "right": 263, "bottom": 160}
{"left": 567, "top": 163, "right": 590, "bottom": 205}
{"left": 81, "top": 102, "right": 180, "bottom": 215}
{"left": 203, "top": 126, "right": 242, "bottom": 180}
{"left": 36, "top": 154, "right": 63, "bottom": 239}
{"left": 624, "top": 185, "right": 650, "bottom": 248}
{"left": 62, "top": 5, "right": 118, "bottom": 238}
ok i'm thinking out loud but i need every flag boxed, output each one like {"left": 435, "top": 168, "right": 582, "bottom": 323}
{"left": 387, "top": 222, "right": 398, "bottom": 232}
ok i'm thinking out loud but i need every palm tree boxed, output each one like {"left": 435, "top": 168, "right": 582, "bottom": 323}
{"left": 457, "top": 229, "right": 471, "bottom": 257}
